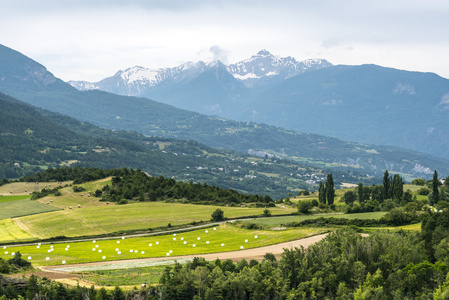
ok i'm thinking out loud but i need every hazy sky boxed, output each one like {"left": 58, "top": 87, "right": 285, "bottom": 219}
{"left": 1, "top": 0, "right": 448, "bottom": 81}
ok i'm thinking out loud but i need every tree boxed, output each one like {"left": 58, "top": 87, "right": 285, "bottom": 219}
{"left": 383, "top": 170, "right": 390, "bottom": 200}
{"left": 343, "top": 190, "right": 357, "bottom": 205}
{"left": 391, "top": 174, "right": 404, "bottom": 201}
{"left": 411, "top": 178, "right": 426, "bottom": 186}
{"left": 318, "top": 181, "right": 326, "bottom": 204}
{"left": 357, "top": 183, "right": 365, "bottom": 203}
{"left": 433, "top": 170, "right": 440, "bottom": 204}
{"left": 325, "top": 174, "right": 335, "bottom": 205}
{"left": 211, "top": 208, "right": 224, "bottom": 221}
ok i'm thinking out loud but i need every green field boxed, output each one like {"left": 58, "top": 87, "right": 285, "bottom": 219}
{"left": 76, "top": 264, "right": 170, "bottom": 286}
{"left": 0, "top": 195, "right": 31, "bottom": 203}
{"left": 0, "top": 219, "right": 35, "bottom": 243}
{"left": 239, "top": 212, "right": 387, "bottom": 226}
{"left": 17, "top": 201, "right": 297, "bottom": 240}
{"left": 0, "top": 224, "right": 326, "bottom": 266}
{"left": 0, "top": 199, "right": 62, "bottom": 220}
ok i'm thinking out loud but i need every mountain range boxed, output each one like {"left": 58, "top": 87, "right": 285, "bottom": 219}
{"left": 69, "top": 50, "right": 331, "bottom": 117}
{"left": 69, "top": 50, "right": 449, "bottom": 161}
{"left": 1, "top": 43, "right": 448, "bottom": 181}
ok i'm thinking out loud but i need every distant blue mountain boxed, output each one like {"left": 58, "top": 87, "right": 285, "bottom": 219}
{"left": 69, "top": 50, "right": 449, "bottom": 160}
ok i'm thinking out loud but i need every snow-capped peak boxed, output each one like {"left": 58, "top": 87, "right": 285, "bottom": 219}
{"left": 68, "top": 50, "right": 332, "bottom": 93}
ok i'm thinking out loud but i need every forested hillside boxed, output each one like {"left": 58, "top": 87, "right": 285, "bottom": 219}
{"left": 1, "top": 93, "right": 379, "bottom": 198}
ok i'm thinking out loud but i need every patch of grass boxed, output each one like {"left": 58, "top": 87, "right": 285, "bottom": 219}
{"left": 0, "top": 199, "right": 62, "bottom": 220}
{"left": 0, "top": 195, "right": 31, "bottom": 203}
{"left": 0, "top": 224, "right": 326, "bottom": 266}
{"left": 0, "top": 219, "right": 35, "bottom": 243}
{"left": 240, "top": 212, "right": 387, "bottom": 227}
{"left": 77, "top": 265, "right": 168, "bottom": 286}
{"left": 363, "top": 223, "right": 422, "bottom": 233}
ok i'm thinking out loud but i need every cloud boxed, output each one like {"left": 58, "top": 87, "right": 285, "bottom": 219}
{"left": 209, "top": 45, "right": 229, "bottom": 64}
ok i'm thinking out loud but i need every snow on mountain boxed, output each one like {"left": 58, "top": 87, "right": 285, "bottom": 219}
{"left": 67, "top": 80, "right": 98, "bottom": 91}
{"left": 227, "top": 50, "right": 332, "bottom": 88}
{"left": 68, "top": 50, "right": 332, "bottom": 93}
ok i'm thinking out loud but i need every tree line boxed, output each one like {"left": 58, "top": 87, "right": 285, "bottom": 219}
{"left": 100, "top": 168, "right": 273, "bottom": 206}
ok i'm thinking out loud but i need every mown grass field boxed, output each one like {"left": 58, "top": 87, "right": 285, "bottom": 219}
{"left": 239, "top": 212, "right": 387, "bottom": 226}
{"left": 0, "top": 199, "right": 62, "bottom": 220}
{"left": 0, "top": 195, "right": 31, "bottom": 203}
{"left": 0, "top": 219, "right": 35, "bottom": 243}
{"left": 0, "top": 181, "right": 71, "bottom": 196}
{"left": 16, "top": 201, "right": 297, "bottom": 240}
{"left": 0, "top": 224, "right": 326, "bottom": 266}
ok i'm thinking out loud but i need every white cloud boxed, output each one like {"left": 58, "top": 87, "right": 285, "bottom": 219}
{"left": 1, "top": 0, "right": 449, "bottom": 81}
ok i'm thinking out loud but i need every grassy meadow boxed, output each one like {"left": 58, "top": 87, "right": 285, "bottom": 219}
{"left": 0, "top": 219, "right": 36, "bottom": 243}
{"left": 239, "top": 211, "right": 387, "bottom": 226}
{"left": 0, "top": 223, "right": 326, "bottom": 266}
{"left": 0, "top": 195, "right": 31, "bottom": 203}
{"left": 0, "top": 199, "right": 62, "bottom": 220}
{"left": 17, "top": 201, "right": 297, "bottom": 240}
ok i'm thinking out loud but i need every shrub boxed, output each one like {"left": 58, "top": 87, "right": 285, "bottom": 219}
{"left": 72, "top": 186, "right": 86, "bottom": 193}
{"left": 417, "top": 187, "right": 431, "bottom": 195}
{"left": 298, "top": 200, "right": 313, "bottom": 214}
{"left": 211, "top": 208, "right": 224, "bottom": 221}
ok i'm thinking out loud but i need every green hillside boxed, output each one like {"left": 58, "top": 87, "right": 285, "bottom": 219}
{"left": 1, "top": 92, "right": 380, "bottom": 199}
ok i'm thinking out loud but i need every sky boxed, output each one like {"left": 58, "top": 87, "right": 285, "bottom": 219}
{"left": 1, "top": 0, "right": 449, "bottom": 82}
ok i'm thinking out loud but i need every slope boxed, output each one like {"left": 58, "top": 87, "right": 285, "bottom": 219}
{"left": 0, "top": 92, "right": 350, "bottom": 199}
{"left": 240, "top": 64, "right": 449, "bottom": 159}
{"left": 1, "top": 44, "right": 448, "bottom": 179}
